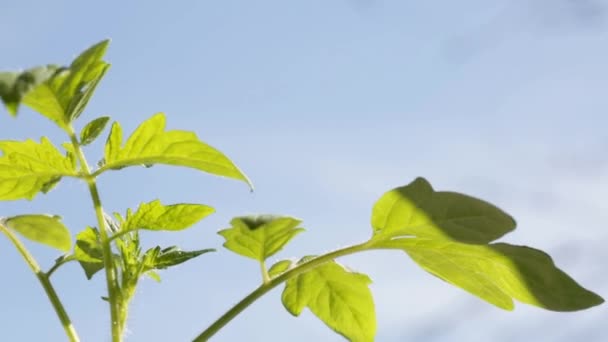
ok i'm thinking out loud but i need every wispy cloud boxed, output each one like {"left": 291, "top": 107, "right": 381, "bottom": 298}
{"left": 443, "top": 0, "right": 607, "bottom": 62}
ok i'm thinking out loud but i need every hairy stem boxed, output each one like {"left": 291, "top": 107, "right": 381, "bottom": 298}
{"left": 0, "top": 223, "right": 80, "bottom": 342}
{"left": 192, "top": 241, "right": 371, "bottom": 341}
{"left": 67, "top": 126, "right": 123, "bottom": 341}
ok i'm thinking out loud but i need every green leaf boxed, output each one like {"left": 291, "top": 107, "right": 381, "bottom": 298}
{"left": 282, "top": 260, "right": 376, "bottom": 342}
{"left": 80, "top": 116, "right": 110, "bottom": 145}
{"left": 218, "top": 215, "right": 304, "bottom": 262}
{"left": 142, "top": 246, "right": 214, "bottom": 271}
{"left": 21, "top": 40, "right": 110, "bottom": 127}
{"left": 371, "top": 177, "right": 515, "bottom": 244}
{"left": 0, "top": 65, "right": 60, "bottom": 116}
{"left": 3, "top": 214, "right": 71, "bottom": 252}
{"left": 0, "top": 138, "right": 77, "bottom": 200}
{"left": 120, "top": 200, "right": 214, "bottom": 233}
{"left": 268, "top": 259, "right": 294, "bottom": 278}
{"left": 146, "top": 270, "right": 162, "bottom": 282}
{"left": 379, "top": 238, "right": 605, "bottom": 311}
{"left": 74, "top": 226, "right": 104, "bottom": 279}
{"left": 100, "top": 113, "right": 252, "bottom": 188}
{"left": 63, "top": 40, "right": 110, "bottom": 122}
{"left": 61, "top": 142, "right": 78, "bottom": 170}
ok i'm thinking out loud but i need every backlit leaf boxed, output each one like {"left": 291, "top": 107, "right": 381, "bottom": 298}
{"left": 121, "top": 200, "right": 214, "bottom": 233}
{"left": 100, "top": 113, "right": 252, "bottom": 188}
{"left": 80, "top": 116, "right": 110, "bottom": 145}
{"left": 0, "top": 138, "right": 78, "bottom": 200}
{"left": 218, "top": 215, "right": 304, "bottom": 262}
{"left": 21, "top": 40, "right": 110, "bottom": 127}
{"left": 142, "top": 246, "right": 214, "bottom": 271}
{"left": 74, "top": 226, "right": 104, "bottom": 279}
{"left": 146, "top": 270, "right": 161, "bottom": 282}
{"left": 282, "top": 260, "right": 376, "bottom": 342}
{"left": 371, "top": 177, "right": 515, "bottom": 244}
{"left": 3, "top": 214, "right": 71, "bottom": 252}
{"left": 268, "top": 259, "right": 294, "bottom": 278}
{"left": 0, "top": 65, "right": 60, "bottom": 116}
{"left": 378, "top": 238, "right": 605, "bottom": 311}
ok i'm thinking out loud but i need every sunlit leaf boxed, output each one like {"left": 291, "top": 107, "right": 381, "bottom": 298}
{"left": 371, "top": 177, "right": 515, "bottom": 244}
{"left": 74, "top": 226, "right": 104, "bottom": 279}
{"left": 0, "top": 65, "right": 60, "bottom": 116}
{"left": 142, "top": 246, "right": 214, "bottom": 271}
{"left": 120, "top": 200, "right": 214, "bottom": 233}
{"left": 80, "top": 116, "right": 110, "bottom": 145}
{"left": 0, "top": 138, "right": 78, "bottom": 200}
{"left": 100, "top": 113, "right": 252, "bottom": 188}
{"left": 63, "top": 40, "right": 110, "bottom": 122}
{"left": 61, "top": 142, "right": 77, "bottom": 168}
{"left": 146, "top": 270, "right": 161, "bottom": 282}
{"left": 21, "top": 40, "right": 110, "bottom": 127}
{"left": 282, "top": 260, "right": 376, "bottom": 342}
{"left": 218, "top": 215, "right": 304, "bottom": 262}
{"left": 378, "top": 238, "right": 604, "bottom": 311}
{"left": 268, "top": 259, "right": 293, "bottom": 278}
{"left": 3, "top": 214, "right": 71, "bottom": 252}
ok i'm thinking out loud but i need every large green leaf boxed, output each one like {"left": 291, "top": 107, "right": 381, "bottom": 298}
{"left": 119, "top": 200, "right": 214, "bottom": 233}
{"left": 371, "top": 177, "right": 515, "bottom": 244}
{"left": 0, "top": 65, "right": 60, "bottom": 116}
{"left": 100, "top": 113, "right": 252, "bottom": 188}
{"left": 0, "top": 138, "right": 78, "bottom": 200}
{"left": 378, "top": 238, "right": 604, "bottom": 311}
{"left": 80, "top": 116, "right": 110, "bottom": 145}
{"left": 74, "top": 226, "right": 104, "bottom": 279}
{"left": 21, "top": 40, "right": 110, "bottom": 127}
{"left": 218, "top": 215, "right": 304, "bottom": 262}
{"left": 282, "top": 260, "right": 376, "bottom": 342}
{"left": 3, "top": 214, "right": 71, "bottom": 252}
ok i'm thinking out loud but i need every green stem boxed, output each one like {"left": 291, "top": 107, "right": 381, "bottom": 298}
{"left": 46, "top": 254, "right": 76, "bottom": 278}
{"left": 67, "top": 126, "right": 123, "bottom": 341}
{"left": 192, "top": 241, "right": 371, "bottom": 342}
{"left": 260, "top": 260, "right": 270, "bottom": 284}
{"left": 0, "top": 223, "right": 80, "bottom": 342}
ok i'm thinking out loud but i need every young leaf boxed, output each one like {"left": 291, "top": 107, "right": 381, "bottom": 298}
{"left": 282, "top": 260, "right": 376, "bottom": 342}
{"left": 3, "top": 214, "right": 71, "bottom": 252}
{"left": 378, "top": 238, "right": 604, "bottom": 311}
{"left": 80, "top": 116, "right": 110, "bottom": 146}
{"left": 74, "top": 226, "right": 104, "bottom": 279}
{"left": 218, "top": 215, "right": 304, "bottom": 262}
{"left": 146, "top": 270, "right": 162, "bottom": 282}
{"left": 100, "top": 113, "right": 252, "bottom": 188}
{"left": 63, "top": 40, "right": 110, "bottom": 122}
{"left": 120, "top": 200, "right": 214, "bottom": 233}
{"left": 142, "top": 246, "right": 215, "bottom": 271}
{"left": 0, "top": 138, "right": 78, "bottom": 200}
{"left": 268, "top": 259, "right": 294, "bottom": 278}
{"left": 21, "top": 40, "right": 110, "bottom": 127}
{"left": 61, "top": 142, "right": 78, "bottom": 170}
{"left": 371, "top": 177, "right": 515, "bottom": 244}
{"left": 0, "top": 65, "right": 61, "bottom": 116}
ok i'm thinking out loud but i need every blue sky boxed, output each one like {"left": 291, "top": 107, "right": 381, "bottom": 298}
{"left": 1, "top": 1, "right": 607, "bottom": 341}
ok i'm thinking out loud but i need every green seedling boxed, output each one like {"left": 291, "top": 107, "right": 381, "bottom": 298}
{"left": 0, "top": 41, "right": 603, "bottom": 342}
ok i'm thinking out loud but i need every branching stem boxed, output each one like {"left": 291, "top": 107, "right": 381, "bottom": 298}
{"left": 192, "top": 241, "right": 372, "bottom": 341}
{"left": 67, "top": 126, "right": 123, "bottom": 342}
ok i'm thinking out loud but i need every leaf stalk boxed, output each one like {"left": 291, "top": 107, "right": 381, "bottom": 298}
{"left": 192, "top": 241, "right": 372, "bottom": 341}
{"left": 0, "top": 223, "right": 80, "bottom": 342}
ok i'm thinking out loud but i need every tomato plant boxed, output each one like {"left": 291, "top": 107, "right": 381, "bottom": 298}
{"left": 0, "top": 41, "right": 603, "bottom": 342}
